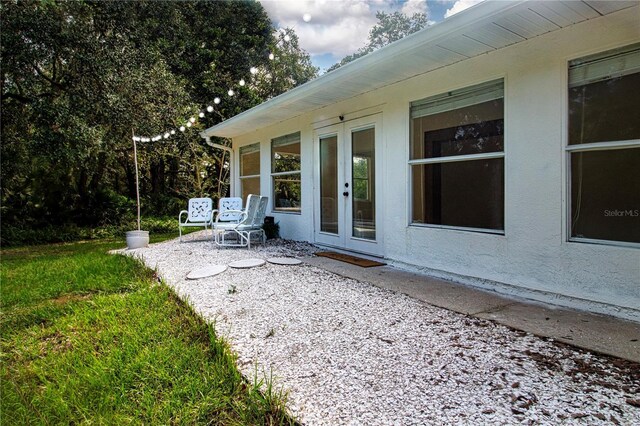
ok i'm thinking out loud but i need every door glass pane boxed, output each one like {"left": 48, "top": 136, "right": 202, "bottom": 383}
{"left": 571, "top": 148, "right": 640, "bottom": 243}
{"left": 320, "top": 136, "right": 338, "bottom": 234}
{"left": 352, "top": 128, "right": 375, "bottom": 240}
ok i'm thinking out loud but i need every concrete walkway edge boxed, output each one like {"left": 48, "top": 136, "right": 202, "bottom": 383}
{"left": 304, "top": 256, "right": 640, "bottom": 363}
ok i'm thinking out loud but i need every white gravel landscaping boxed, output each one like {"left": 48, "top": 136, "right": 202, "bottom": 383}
{"left": 123, "top": 232, "right": 640, "bottom": 425}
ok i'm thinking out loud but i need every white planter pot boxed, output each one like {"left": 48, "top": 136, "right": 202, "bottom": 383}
{"left": 126, "top": 230, "right": 149, "bottom": 249}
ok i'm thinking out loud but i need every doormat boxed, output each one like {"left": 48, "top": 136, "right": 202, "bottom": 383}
{"left": 315, "top": 251, "right": 386, "bottom": 268}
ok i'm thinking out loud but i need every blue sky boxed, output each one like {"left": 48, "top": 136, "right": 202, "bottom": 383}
{"left": 259, "top": 0, "right": 484, "bottom": 72}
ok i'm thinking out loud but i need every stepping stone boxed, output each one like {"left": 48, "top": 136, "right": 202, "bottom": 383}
{"left": 228, "top": 258, "right": 266, "bottom": 269}
{"left": 267, "top": 257, "right": 302, "bottom": 266}
{"left": 186, "top": 264, "right": 227, "bottom": 280}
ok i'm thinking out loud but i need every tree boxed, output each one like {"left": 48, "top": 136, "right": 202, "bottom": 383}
{"left": 1, "top": 0, "right": 190, "bottom": 226}
{"left": 249, "top": 28, "right": 318, "bottom": 101}
{"left": 1, "top": 0, "right": 317, "bottom": 236}
{"left": 327, "top": 11, "right": 429, "bottom": 72}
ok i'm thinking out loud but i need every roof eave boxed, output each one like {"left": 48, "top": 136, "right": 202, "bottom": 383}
{"left": 201, "top": 0, "right": 529, "bottom": 139}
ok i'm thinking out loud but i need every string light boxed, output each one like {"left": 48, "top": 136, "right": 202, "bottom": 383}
{"left": 132, "top": 20, "right": 314, "bottom": 141}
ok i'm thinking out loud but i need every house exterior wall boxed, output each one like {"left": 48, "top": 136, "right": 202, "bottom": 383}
{"left": 230, "top": 8, "right": 640, "bottom": 321}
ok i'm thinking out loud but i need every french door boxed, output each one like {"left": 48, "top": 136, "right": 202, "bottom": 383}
{"left": 314, "top": 115, "right": 382, "bottom": 255}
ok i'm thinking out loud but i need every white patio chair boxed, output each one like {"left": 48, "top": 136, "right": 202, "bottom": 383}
{"left": 213, "top": 197, "right": 243, "bottom": 224}
{"left": 212, "top": 194, "right": 260, "bottom": 247}
{"left": 246, "top": 196, "right": 269, "bottom": 247}
{"left": 178, "top": 197, "right": 214, "bottom": 242}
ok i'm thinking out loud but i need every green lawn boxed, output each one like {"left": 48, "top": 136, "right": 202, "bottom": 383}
{"left": 1, "top": 235, "right": 293, "bottom": 425}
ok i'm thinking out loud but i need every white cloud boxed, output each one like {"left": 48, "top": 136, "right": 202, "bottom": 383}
{"left": 401, "top": 0, "right": 429, "bottom": 16}
{"left": 260, "top": 0, "right": 379, "bottom": 57}
{"left": 259, "top": 1, "right": 439, "bottom": 69}
{"left": 444, "top": 0, "right": 484, "bottom": 18}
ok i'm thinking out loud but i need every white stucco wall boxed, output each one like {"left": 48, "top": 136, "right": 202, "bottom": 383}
{"left": 230, "top": 8, "right": 640, "bottom": 321}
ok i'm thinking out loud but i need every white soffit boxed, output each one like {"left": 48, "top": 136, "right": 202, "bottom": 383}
{"left": 202, "top": 0, "right": 638, "bottom": 139}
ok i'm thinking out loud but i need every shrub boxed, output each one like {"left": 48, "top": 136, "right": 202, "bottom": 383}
{"left": 1, "top": 217, "right": 178, "bottom": 247}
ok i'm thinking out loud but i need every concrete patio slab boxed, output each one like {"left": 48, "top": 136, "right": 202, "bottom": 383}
{"left": 304, "top": 255, "right": 640, "bottom": 363}
{"left": 477, "top": 302, "right": 640, "bottom": 363}
{"left": 305, "top": 257, "right": 512, "bottom": 314}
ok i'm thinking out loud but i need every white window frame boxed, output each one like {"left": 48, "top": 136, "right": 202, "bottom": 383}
{"left": 271, "top": 132, "right": 302, "bottom": 214}
{"left": 409, "top": 79, "right": 505, "bottom": 234}
{"left": 566, "top": 43, "right": 640, "bottom": 248}
{"left": 239, "top": 143, "right": 260, "bottom": 200}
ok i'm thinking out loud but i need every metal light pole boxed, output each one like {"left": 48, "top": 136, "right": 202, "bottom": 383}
{"left": 132, "top": 129, "right": 141, "bottom": 231}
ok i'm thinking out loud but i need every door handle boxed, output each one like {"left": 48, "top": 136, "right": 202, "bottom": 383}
{"left": 343, "top": 191, "right": 349, "bottom": 197}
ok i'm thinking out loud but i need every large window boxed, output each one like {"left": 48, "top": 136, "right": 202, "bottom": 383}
{"left": 271, "top": 132, "right": 301, "bottom": 212}
{"left": 410, "top": 80, "right": 505, "bottom": 232}
{"left": 239, "top": 143, "right": 260, "bottom": 202}
{"left": 568, "top": 44, "right": 640, "bottom": 245}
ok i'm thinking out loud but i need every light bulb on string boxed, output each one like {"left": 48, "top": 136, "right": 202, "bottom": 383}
{"left": 189, "top": 117, "right": 196, "bottom": 123}
{"left": 239, "top": 79, "right": 245, "bottom": 86}
{"left": 180, "top": 126, "right": 186, "bottom": 132}
{"left": 170, "top": 130, "right": 176, "bottom": 135}
{"left": 199, "top": 112, "right": 205, "bottom": 118}
{"left": 187, "top": 122, "right": 192, "bottom": 128}
{"left": 164, "top": 132, "right": 170, "bottom": 139}
{"left": 269, "top": 53, "right": 275, "bottom": 60}
{"left": 250, "top": 67, "right": 258, "bottom": 75}
{"left": 284, "top": 34, "right": 290, "bottom": 42}
{"left": 207, "top": 105, "right": 213, "bottom": 112}
{"left": 214, "top": 97, "right": 221, "bottom": 104}
{"left": 133, "top": 137, "right": 141, "bottom": 142}
{"left": 228, "top": 89, "right": 234, "bottom": 96}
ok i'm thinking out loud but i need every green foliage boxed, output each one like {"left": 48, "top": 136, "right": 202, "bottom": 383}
{"left": 327, "top": 11, "right": 430, "bottom": 72}
{"left": 250, "top": 28, "right": 318, "bottom": 101}
{"left": 0, "top": 240, "right": 295, "bottom": 424}
{"left": 1, "top": 217, "right": 182, "bottom": 247}
{"left": 1, "top": 0, "right": 317, "bottom": 235}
